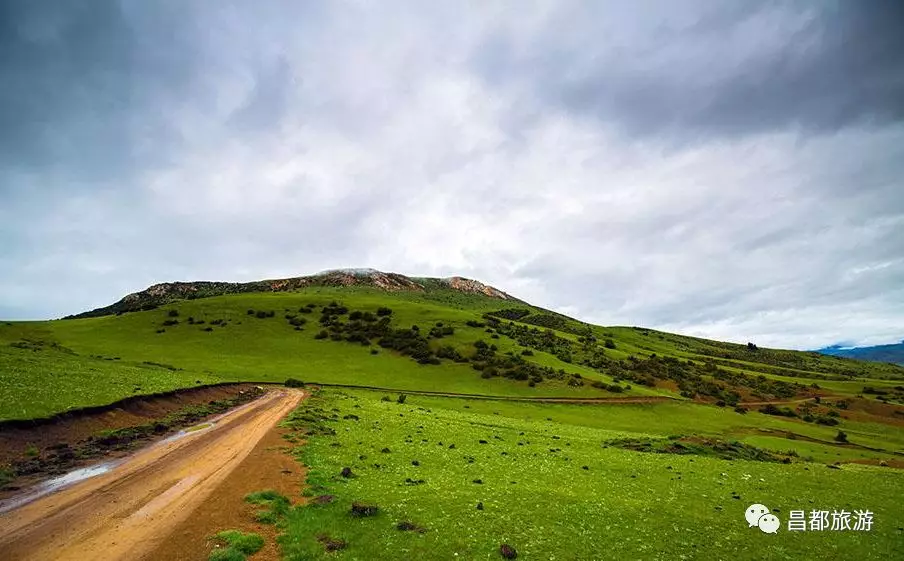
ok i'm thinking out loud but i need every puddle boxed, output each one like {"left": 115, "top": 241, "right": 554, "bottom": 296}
{"left": 0, "top": 460, "right": 121, "bottom": 515}
{"left": 159, "top": 421, "right": 216, "bottom": 444}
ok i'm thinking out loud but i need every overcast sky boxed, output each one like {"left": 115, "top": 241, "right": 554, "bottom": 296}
{"left": 2, "top": 1, "right": 903, "bottom": 350}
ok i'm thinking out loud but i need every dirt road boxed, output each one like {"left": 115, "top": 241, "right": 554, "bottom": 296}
{"left": 0, "top": 388, "right": 303, "bottom": 561}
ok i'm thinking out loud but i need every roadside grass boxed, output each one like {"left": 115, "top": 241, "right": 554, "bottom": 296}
{"left": 209, "top": 530, "right": 264, "bottom": 561}
{"left": 278, "top": 389, "right": 904, "bottom": 560}
{"left": 246, "top": 489, "right": 291, "bottom": 524}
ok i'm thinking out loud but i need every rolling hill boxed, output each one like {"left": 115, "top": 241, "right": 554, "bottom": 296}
{"left": 2, "top": 269, "right": 902, "bottom": 420}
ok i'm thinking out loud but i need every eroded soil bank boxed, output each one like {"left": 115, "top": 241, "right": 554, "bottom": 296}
{"left": 0, "top": 383, "right": 268, "bottom": 496}
{"left": 0, "top": 388, "right": 304, "bottom": 561}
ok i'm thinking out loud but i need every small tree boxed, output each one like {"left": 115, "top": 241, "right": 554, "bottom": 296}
{"left": 397, "top": 394, "right": 407, "bottom": 404}
{"left": 834, "top": 430, "right": 848, "bottom": 443}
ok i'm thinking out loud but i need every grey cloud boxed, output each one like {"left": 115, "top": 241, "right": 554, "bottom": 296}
{"left": 472, "top": 1, "right": 904, "bottom": 139}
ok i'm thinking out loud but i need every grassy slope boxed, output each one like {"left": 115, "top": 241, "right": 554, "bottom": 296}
{"left": 1, "top": 286, "right": 902, "bottom": 420}
{"left": 281, "top": 389, "right": 902, "bottom": 560}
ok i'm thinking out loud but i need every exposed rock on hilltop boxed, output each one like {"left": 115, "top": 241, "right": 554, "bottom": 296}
{"left": 441, "top": 276, "right": 513, "bottom": 300}
{"left": 66, "top": 269, "right": 520, "bottom": 319}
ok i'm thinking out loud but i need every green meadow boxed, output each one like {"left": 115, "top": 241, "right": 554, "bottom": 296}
{"left": 274, "top": 388, "right": 902, "bottom": 560}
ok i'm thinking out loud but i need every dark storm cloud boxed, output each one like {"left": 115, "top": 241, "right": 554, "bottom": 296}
{"left": 474, "top": 1, "right": 904, "bottom": 139}
{"left": 0, "top": 1, "right": 216, "bottom": 188}
{"left": 0, "top": 1, "right": 901, "bottom": 350}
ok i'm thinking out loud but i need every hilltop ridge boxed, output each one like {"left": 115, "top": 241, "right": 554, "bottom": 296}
{"left": 65, "top": 269, "right": 520, "bottom": 319}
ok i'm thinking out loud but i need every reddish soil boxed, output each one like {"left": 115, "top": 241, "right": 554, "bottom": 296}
{"left": 148, "top": 422, "right": 307, "bottom": 560}
{"left": 0, "top": 389, "right": 303, "bottom": 561}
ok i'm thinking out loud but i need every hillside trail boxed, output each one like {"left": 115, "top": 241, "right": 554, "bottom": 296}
{"left": 0, "top": 388, "right": 303, "bottom": 561}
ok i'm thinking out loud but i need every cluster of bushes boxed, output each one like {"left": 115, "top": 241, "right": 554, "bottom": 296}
{"left": 247, "top": 309, "right": 275, "bottom": 319}
{"left": 284, "top": 312, "right": 307, "bottom": 330}
{"left": 485, "top": 308, "right": 531, "bottom": 321}
{"left": 483, "top": 320, "right": 577, "bottom": 362}
{"left": 590, "top": 380, "right": 626, "bottom": 393}
{"left": 759, "top": 404, "right": 798, "bottom": 417}
{"left": 468, "top": 340, "right": 570, "bottom": 386}
{"left": 607, "top": 355, "right": 803, "bottom": 403}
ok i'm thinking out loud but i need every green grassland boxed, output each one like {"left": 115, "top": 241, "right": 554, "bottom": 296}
{"left": 2, "top": 282, "right": 904, "bottom": 560}
{"left": 1, "top": 286, "right": 902, "bottom": 421}
{"left": 276, "top": 389, "right": 902, "bottom": 560}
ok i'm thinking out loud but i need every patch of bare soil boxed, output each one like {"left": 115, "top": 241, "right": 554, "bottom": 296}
{"left": 148, "top": 421, "right": 307, "bottom": 560}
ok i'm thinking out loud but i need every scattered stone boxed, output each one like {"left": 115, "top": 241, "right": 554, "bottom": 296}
{"left": 313, "top": 494, "right": 335, "bottom": 505}
{"left": 500, "top": 543, "right": 518, "bottom": 559}
{"left": 350, "top": 502, "right": 379, "bottom": 517}
{"left": 479, "top": 440, "right": 489, "bottom": 444}
{"left": 582, "top": 466, "right": 589, "bottom": 470}
{"left": 473, "top": 479, "right": 483, "bottom": 484}
{"left": 477, "top": 502, "right": 484, "bottom": 510}
{"left": 340, "top": 467, "right": 354, "bottom": 478}
{"left": 449, "top": 444, "right": 456, "bottom": 449}
{"left": 396, "top": 521, "right": 427, "bottom": 533}
{"left": 316, "top": 534, "right": 347, "bottom": 552}
{"left": 411, "top": 460, "right": 420, "bottom": 466}
{"left": 381, "top": 447, "right": 391, "bottom": 453}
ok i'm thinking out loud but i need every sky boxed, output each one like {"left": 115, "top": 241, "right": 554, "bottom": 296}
{"left": 1, "top": 1, "right": 902, "bottom": 350}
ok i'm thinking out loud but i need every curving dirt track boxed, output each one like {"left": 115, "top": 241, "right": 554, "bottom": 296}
{"left": 0, "top": 388, "right": 303, "bottom": 561}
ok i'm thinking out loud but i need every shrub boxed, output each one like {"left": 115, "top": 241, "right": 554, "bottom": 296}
{"left": 285, "top": 378, "right": 304, "bottom": 388}
{"left": 834, "top": 430, "right": 848, "bottom": 443}
{"left": 521, "top": 349, "right": 534, "bottom": 356}
{"left": 376, "top": 307, "right": 393, "bottom": 316}
{"left": 167, "top": 310, "right": 179, "bottom": 317}
{"left": 397, "top": 394, "right": 407, "bottom": 404}
{"left": 247, "top": 309, "right": 255, "bottom": 315}
{"left": 162, "top": 319, "right": 179, "bottom": 326}
{"left": 314, "top": 330, "right": 329, "bottom": 340}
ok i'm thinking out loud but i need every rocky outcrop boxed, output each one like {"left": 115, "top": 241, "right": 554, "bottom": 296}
{"left": 65, "top": 269, "right": 520, "bottom": 319}
{"left": 441, "top": 277, "right": 516, "bottom": 300}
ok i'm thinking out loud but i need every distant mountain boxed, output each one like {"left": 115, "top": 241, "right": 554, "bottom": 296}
{"left": 64, "top": 269, "right": 521, "bottom": 319}
{"left": 817, "top": 341, "right": 904, "bottom": 366}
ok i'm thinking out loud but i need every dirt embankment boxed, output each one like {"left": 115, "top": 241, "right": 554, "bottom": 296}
{"left": 0, "top": 388, "right": 303, "bottom": 561}
{"left": 0, "top": 383, "right": 267, "bottom": 496}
